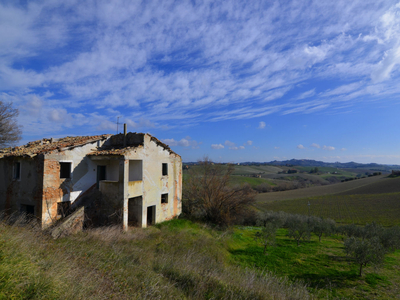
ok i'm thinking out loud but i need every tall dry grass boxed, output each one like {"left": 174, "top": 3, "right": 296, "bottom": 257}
{"left": 0, "top": 216, "right": 312, "bottom": 299}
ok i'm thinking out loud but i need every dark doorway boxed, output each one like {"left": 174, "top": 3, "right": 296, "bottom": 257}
{"left": 97, "top": 165, "right": 106, "bottom": 188}
{"left": 147, "top": 205, "right": 156, "bottom": 226}
{"left": 128, "top": 196, "right": 142, "bottom": 226}
{"left": 20, "top": 204, "right": 35, "bottom": 219}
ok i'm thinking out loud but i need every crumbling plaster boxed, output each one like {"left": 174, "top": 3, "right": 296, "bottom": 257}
{"left": 1, "top": 132, "right": 182, "bottom": 230}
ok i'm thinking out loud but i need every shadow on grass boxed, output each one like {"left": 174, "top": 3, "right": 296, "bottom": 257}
{"left": 230, "top": 244, "right": 362, "bottom": 290}
{"left": 294, "top": 270, "right": 360, "bottom": 289}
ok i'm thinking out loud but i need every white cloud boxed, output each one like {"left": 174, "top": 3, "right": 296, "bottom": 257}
{"left": 297, "top": 144, "right": 305, "bottom": 149}
{"left": 274, "top": 146, "right": 280, "bottom": 149}
{"left": 258, "top": 121, "right": 266, "bottom": 129}
{"left": 341, "top": 148, "right": 347, "bottom": 151}
{"left": 211, "top": 144, "right": 224, "bottom": 149}
{"left": 295, "top": 89, "right": 316, "bottom": 100}
{"left": 246, "top": 140, "right": 253, "bottom": 145}
{"left": 323, "top": 145, "right": 335, "bottom": 151}
{"left": 310, "top": 143, "right": 320, "bottom": 149}
{"left": 1, "top": 1, "right": 400, "bottom": 138}
{"left": 162, "top": 138, "right": 200, "bottom": 149}
{"left": 48, "top": 108, "right": 68, "bottom": 123}
{"left": 222, "top": 140, "right": 245, "bottom": 150}
{"left": 225, "top": 140, "right": 235, "bottom": 147}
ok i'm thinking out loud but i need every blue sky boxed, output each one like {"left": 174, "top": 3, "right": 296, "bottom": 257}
{"left": 1, "top": 0, "right": 400, "bottom": 164}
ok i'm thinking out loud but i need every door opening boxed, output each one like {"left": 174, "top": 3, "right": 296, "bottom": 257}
{"left": 97, "top": 165, "right": 106, "bottom": 188}
{"left": 147, "top": 205, "right": 156, "bottom": 226}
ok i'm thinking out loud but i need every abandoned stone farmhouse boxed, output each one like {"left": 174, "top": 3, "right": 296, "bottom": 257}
{"left": 0, "top": 131, "right": 182, "bottom": 230}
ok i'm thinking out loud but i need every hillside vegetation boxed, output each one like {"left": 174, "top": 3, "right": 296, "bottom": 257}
{"left": 255, "top": 175, "right": 386, "bottom": 202}
{"left": 0, "top": 218, "right": 311, "bottom": 300}
{"left": 254, "top": 176, "right": 400, "bottom": 226}
{"left": 255, "top": 192, "right": 400, "bottom": 226}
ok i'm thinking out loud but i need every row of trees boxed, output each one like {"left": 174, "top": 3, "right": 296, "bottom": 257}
{"left": 254, "top": 211, "right": 400, "bottom": 276}
{"left": 182, "top": 158, "right": 400, "bottom": 277}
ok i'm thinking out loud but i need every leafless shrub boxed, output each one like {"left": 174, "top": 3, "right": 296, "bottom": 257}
{"left": 0, "top": 101, "right": 22, "bottom": 148}
{"left": 183, "top": 158, "right": 256, "bottom": 227}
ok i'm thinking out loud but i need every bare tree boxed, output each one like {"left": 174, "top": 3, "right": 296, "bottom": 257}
{"left": 183, "top": 158, "right": 256, "bottom": 227}
{"left": 0, "top": 101, "right": 22, "bottom": 148}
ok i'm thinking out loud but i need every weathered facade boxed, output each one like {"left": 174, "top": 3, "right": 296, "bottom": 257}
{"left": 0, "top": 132, "right": 182, "bottom": 230}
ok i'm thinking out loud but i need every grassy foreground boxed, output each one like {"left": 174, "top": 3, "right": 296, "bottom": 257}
{"left": 0, "top": 218, "right": 310, "bottom": 300}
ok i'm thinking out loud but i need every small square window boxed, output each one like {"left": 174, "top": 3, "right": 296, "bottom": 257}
{"left": 13, "top": 162, "right": 21, "bottom": 180}
{"left": 57, "top": 201, "right": 71, "bottom": 217}
{"left": 162, "top": 163, "right": 168, "bottom": 176}
{"left": 161, "top": 193, "right": 168, "bottom": 204}
{"left": 60, "top": 162, "right": 71, "bottom": 179}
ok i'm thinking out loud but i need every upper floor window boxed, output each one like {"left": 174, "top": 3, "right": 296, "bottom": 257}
{"left": 13, "top": 162, "right": 21, "bottom": 180}
{"left": 162, "top": 163, "right": 168, "bottom": 176}
{"left": 60, "top": 162, "right": 72, "bottom": 179}
{"left": 161, "top": 193, "right": 168, "bottom": 204}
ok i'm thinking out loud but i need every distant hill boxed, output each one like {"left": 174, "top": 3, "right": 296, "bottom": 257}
{"left": 184, "top": 159, "right": 400, "bottom": 172}
{"left": 252, "top": 159, "right": 400, "bottom": 172}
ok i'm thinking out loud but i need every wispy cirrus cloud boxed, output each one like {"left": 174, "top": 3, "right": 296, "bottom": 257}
{"left": 1, "top": 0, "right": 400, "bottom": 138}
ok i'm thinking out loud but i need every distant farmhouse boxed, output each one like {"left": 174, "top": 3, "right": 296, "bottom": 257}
{"left": 0, "top": 129, "right": 182, "bottom": 230}
{"left": 391, "top": 170, "right": 400, "bottom": 177}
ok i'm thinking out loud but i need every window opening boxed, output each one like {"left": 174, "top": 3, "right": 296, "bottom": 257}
{"left": 13, "top": 162, "right": 21, "bottom": 180}
{"left": 162, "top": 163, "right": 168, "bottom": 176}
{"left": 60, "top": 162, "right": 72, "bottom": 179}
{"left": 57, "top": 201, "right": 71, "bottom": 217}
{"left": 161, "top": 193, "right": 168, "bottom": 204}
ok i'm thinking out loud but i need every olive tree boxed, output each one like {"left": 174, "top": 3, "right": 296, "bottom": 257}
{"left": 0, "top": 101, "right": 22, "bottom": 148}
{"left": 344, "top": 236, "right": 385, "bottom": 277}
{"left": 310, "top": 217, "right": 336, "bottom": 242}
{"left": 286, "top": 214, "right": 312, "bottom": 246}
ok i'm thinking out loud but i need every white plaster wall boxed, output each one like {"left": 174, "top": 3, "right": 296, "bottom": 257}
{"left": 125, "top": 135, "right": 182, "bottom": 227}
{"left": 45, "top": 140, "right": 109, "bottom": 204}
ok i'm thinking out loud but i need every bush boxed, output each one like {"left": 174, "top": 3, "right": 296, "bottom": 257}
{"left": 182, "top": 158, "right": 256, "bottom": 227}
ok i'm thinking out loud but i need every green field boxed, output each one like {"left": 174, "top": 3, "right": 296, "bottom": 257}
{"left": 254, "top": 176, "right": 400, "bottom": 226}
{"left": 229, "top": 227, "right": 400, "bottom": 299}
{"left": 232, "top": 164, "right": 284, "bottom": 175}
{"left": 255, "top": 192, "right": 400, "bottom": 226}
{"left": 255, "top": 175, "right": 387, "bottom": 202}
{"left": 229, "top": 175, "right": 275, "bottom": 187}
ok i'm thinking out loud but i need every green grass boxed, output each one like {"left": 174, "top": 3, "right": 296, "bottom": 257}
{"left": 227, "top": 227, "right": 400, "bottom": 299}
{"left": 232, "top": 164, "right": 284, "bottom": 175}
{"left": 295, "top": 166, "right": 357, "bottom": 176}
{"left": 255, "top": 174, "right": 386, "bottom": 203}
{"left": 0, "top": 219, "right": 311, "bottom": 300}
{"left": 229, "top": 175, "right": 275, "bottom": 187}
{"left": 255, "top": 192, "right": 400, "bottom": 226}
{"left": 2, "top": 218, "right": 399, "bottom": 299}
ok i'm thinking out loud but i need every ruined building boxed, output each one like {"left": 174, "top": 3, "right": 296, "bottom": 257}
{"left": 0, "top": 131, "right": 182, "bottom": 230}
